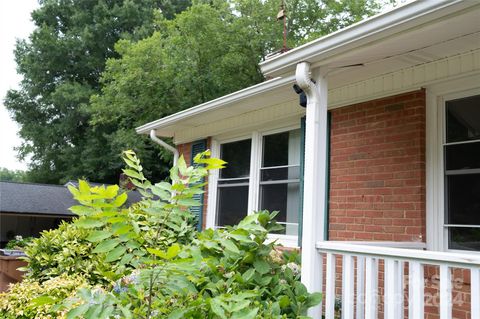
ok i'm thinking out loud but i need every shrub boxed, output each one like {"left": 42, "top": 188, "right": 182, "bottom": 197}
{"left": 22, "top": 222, "right": 112, "bottom": 285}
{"left": 5, "top": 235, "right": 34, "bottom": 250}
{"left": 0, "top": 274, "right": 89, "bottom": 319}
{"left": 61, "top": 151, "right": 321, "bottom": 318}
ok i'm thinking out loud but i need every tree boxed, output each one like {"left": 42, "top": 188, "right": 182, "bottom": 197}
{"left": 4, "top": 0, "right": 190, "bottom": 184}
{"left": 7, "top": 0, "right": 390, "bottom": 185}
{"left": 0, "top": 168, "right": 28, "bottom": 182}
{"left": 88, "top": 0, "right": 387, "bottom": 175}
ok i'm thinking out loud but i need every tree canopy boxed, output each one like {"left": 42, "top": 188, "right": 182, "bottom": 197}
{"left": 6, "top": 0, "right": 390, "bottom": 184}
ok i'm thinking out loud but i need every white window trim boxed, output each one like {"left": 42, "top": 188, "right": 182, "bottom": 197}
{"left": 206, "top": 123, "right": 302, "bottom": 248}
{"left": 426, "top": 73, "right": 480, "bottom": 252}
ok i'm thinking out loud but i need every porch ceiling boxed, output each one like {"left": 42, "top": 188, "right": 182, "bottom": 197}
{"left": 136, "top": 1, "right": 480, "bottom": 142}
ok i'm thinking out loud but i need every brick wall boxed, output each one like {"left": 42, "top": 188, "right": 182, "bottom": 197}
{"left": 329, "top": 89, "right": 426, "bottom": 242}
{"left": 177, "top": 137, "right": 211, "bottom": 230}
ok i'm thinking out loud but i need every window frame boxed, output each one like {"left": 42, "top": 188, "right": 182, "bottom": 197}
{"left": 427, "top": 79, "right": 480, "bottom": 253}
{"left": 206, "top": 124, "right": 301, "bottom": 247}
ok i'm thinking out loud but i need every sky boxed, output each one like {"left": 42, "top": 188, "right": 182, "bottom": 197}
{"left": 0, "top": 0, "right": 38, "bottom": 171}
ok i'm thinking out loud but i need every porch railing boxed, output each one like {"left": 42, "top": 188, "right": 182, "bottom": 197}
{"left": 316, "top": 241, "right": 480, "bottom": 319}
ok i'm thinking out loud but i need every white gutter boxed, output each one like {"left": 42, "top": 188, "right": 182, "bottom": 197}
{"left": 135, "top": 75, "right": 295, "bottom": 135}
{"left": 260, "top": 0, "right": 476, "bottom": 77}
{"left": 149, "top": 129, "right": 179, "bottom": 166}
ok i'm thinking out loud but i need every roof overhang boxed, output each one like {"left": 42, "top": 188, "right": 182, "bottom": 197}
{"left": 136, "top": 75, "right": 297, "bottom": 137}
{"left": 136, "top": 0, "right": 480, "bottom": 142}
{"left": 260, "top": 0, "right": 480, "bottom": 77}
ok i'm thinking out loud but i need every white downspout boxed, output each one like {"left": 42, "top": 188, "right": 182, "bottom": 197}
{"left": 149, "top": 129, "right": 179, "bottom": 166}
{"left": 296, "top": 62, "right": 328, "bottom": 319}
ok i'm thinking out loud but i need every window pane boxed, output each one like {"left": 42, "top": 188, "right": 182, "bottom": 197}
{"left": 445, "top": 141, "right": 480, "bottom": 170}
{"left": 261, "top": 166, "right": 300, "bottom": 181}
{"left": 220, "top": 139, "right": 251, "bottom": 178}
{"left": 259, "top": 183, "right": 299, "bottom": 236}
{"left": 446, "top": 94, "right": 480, "bottom": 143}
{"left": 217, "top": 186, "right": 248, "bottom": 226}
{"left": 263, "top": 130, "right": 300, "bottom": 167}
{"left": 446, "top": 174, "right": 480, "bottom": 225}
{"left": 449, "top": 227, "right": 480, "bottom": 251}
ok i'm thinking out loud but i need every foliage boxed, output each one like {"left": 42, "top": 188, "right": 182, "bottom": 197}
{"left": 4, "top": 0, "right": 187, "bottom": 184}
{"left": 5, "top": 235, "right": 34, "bottom": 250}
{"left": 0, "top": 274, "right": 89, "bottom": 319}
{"left": 57, "top": 150, "right": 321, "bottom": 318}
{"left": 22, "top": 221, "right": 112, "bottom": 285}
{"left": 0, "top": 168, "right": 28, "bottom": 182}
{"left": 7, "top": 0, "right": 391, "bottom": 185}
{"left": 1, "top": 150, "right": 321, "bottom": 318}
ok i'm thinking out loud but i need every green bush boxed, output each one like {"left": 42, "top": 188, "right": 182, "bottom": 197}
{"left": 22, "top": 222, "right": 112, "bottom": 285}
{"left": 3, "top": 150, "right": 321, "bottom": 318}
{"left": 0, "top": 274, "right": 89, "bottom": 319}
{"left": 5, "top": 235, "right": 34, "bottom": 250}
{"left": 60, "top": 151, "right": 321, "bottom": 318}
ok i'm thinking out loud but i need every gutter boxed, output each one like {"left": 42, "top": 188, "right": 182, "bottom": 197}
{"left": 135, "top": 75, "right": 295, "bottom": 135}
{"left": 149, "top": 129, "right": 179, "bottom": 166}
{"left": 260, "top": 0, "right": 475, "bottom": 77}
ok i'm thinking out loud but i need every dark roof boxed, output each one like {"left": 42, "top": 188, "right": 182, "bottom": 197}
{"left": 0, "top": 181, "right": 142, "bottom": 216}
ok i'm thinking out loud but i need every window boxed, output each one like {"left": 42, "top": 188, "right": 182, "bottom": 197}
{"left": 216, "top": 139, "right": 251, "bottom": 227}
{"left": 211, "top": 127, "right": 303, "bottom": 245}
{"left": 259, "top": 130, "right": 301, "bottom": 236}
{"left": 444, "top": 94, "right": 480, "bottom": 251}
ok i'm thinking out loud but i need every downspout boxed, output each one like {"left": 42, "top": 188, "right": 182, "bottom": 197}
{"left": 149, "top": 129, "right": 179, "bottom": 166}
{"left": 296, "top": 62, "right": 328, "bottom": 319}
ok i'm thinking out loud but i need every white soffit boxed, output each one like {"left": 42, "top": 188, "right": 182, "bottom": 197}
{"left": 260, "top": 0, "right": 480, "bottom": 77}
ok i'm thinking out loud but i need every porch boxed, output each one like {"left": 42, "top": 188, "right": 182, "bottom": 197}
{"left": 310, "top": 241, "right": 480, "bottom": 319}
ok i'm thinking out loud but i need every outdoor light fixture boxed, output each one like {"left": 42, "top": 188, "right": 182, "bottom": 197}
{"left": 293, "top": 84, "right": 307, "bottom": 108}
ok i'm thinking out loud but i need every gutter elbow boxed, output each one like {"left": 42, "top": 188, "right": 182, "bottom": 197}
{"left": 149, "top": 129, "right": 179, "bottom": 166}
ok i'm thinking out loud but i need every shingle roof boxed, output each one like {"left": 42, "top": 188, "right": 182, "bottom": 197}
{"left": 0, "top": 181, "right": 142, "bottom": 216}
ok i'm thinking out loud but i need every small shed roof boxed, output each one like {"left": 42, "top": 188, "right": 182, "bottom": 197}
{"left": 0, "top": 181, "right": 141, "bottom": 217}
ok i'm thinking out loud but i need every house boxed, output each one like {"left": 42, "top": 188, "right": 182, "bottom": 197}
{"left": 0, "top": 181, "right": 76, "bottom": 247}
{"left": 136, "top": 1, "right": 480, "bottom": 318}
{"left": 0, "top": 181, "right": 142, "bottom": 248}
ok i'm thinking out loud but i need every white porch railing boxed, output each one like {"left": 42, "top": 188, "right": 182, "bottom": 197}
{"left": 316, "top": 241, "right": 480, "bottom": 319}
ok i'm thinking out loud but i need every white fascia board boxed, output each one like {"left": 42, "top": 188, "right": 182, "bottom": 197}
{"left": 260, "top": 0, "right": 475, "bottom": 77}
{"left": 135, "top": 75, "right": 295, "bottom": 136}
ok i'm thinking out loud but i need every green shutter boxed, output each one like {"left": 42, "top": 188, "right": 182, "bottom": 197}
{"left": 298, "top": 117, "right": 306, "bottom": 247}
{"left": 191, "top": 139, "right": 207, "bottom": 231}
{"left": 324, "top": 112, "right": 331, "bottom": 241}
{"left": 298, "top": 113, "right": 331, "bottom": 247}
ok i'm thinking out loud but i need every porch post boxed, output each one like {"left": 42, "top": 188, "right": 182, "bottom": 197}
{"left": 296, "top": 62, "right": 328, "bottom": 319}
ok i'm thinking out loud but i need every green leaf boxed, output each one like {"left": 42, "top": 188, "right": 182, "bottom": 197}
{"left": 253, "top": 259, "right": 270, "bottom": 275}
{"left": 123, "top": 169, "right": 143, "bottom": 180}
{"left": 166, "top": 243, "right": 181, "bottom": 259}
{"left": 32, "top": 295, "right": 55, "bottom": 306}
{"left": 92, "top": 238, "right": 121, "bottom": 253}
{"left": 222, "top": 238, "right": 240, "bottom": 254}
{"left": 112, "top": 192, "right": 128, "bottom": 207}
{"left": 147, "top": 248, "right": 167, "bottom": 259}
{"left": 278, "top": 295, "right": 290, "bottom": 308}
{"left": 75, "top": 218, "right": 104, "bottom": 229}
{"left": 231, "top": 307, "right": 258, "bottom": 319}
{"left": 105, "top": 245, "right": 127, "bottom": 262}
{"left": 242, "top": 268, "right": 255, "bottom": 282}
{"left": 177, "top": 198, "right": 200, "bottom": 207}
{"left": 306, "top": 292, "right": 323, "bottom": 307}
{"left": 168, "top": 309, "right": 186, "bottom": 319}
{"left": 67, "top": 304, "right": 89, "bottom": 319}
{"left": 69, "top": 205, "right": 96, "bottom": 216}
{"left": 78, "top": 180, "right": 90, "bottom": 193}
{"left": 87, "top": 230, "right": 112, "bottom": 242}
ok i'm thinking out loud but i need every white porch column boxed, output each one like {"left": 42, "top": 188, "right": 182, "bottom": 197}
{"left": 296, "top": 62, "right": 328, "bottom": 319}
